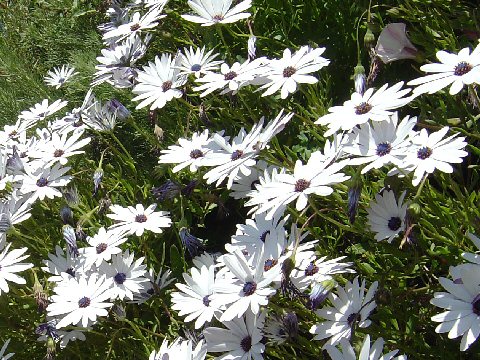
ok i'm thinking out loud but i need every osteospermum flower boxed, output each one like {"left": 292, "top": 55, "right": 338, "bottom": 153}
{"left": 34, "top": 129, "right": 91, "bottom": 166}
{"left": 42, "top": 245, "right": 85, "bottom": 283}
{"left": 343, "top": 112, "right": 417, "bottom": 174}
{"left": 212, "top": 250, "right": 279, "bottom": 322}
{"left": 408, "top": 43, "right": 480, "bottom": 95}
{"left": 0, "top": 243, "right": 33, "bottom": 295}
{"left": 326, "top": 335, "right": 407, "bottom": 360}
{"left": 367, "top": 190, "right": 407, "bottom": 243}
{"left": 47, "top": 274, "right": 113, "bottom": 329}
{"left": 430, "top": 263, "right": 480, "bottom": 351}
{"left": 193, "top": 58, "right": 265, "bottom": 97}
{"left": 260, "top": 46, "right": 330, "bottom": 99}
{"left": 132, "top": 53, "right": 187, "bottom": 110}
{"left": 102, "top": 5, "right": 166, "bottom": 43}
{"left": 203, "top": 310, "right": 265, "bottom": 360}
{"left": 398, "top": 126, "right": 468, "bottom": 186}
{"left": 315, "top": 82, "right": 413, "bottom": 137}
{"left": 158, "top": 129, "right": 217, "bottom": 172}
{"left": 246, "top": 151, "right": 350, "bottom": 220}
{"left": 106, "top": 203, "right": 171, "bottom": 236}
{"left": 181, "top": 0, "right": 252, "bottom": 26}
{"left": 20, "top": 163, "right": 72, "bottom": 204}
{"left": 18, "top": 98, "right": 68, "bottom": 125}
{"left": 44, "top": 65, "right": 78, "bottom": 89}
{"left": 178, "top": 46, "right": 223, "bottom": 78}
{"left": 78, "top": 227, "right": 129, "bottom": 270}
{"left": 203, "top": 110, "right": 293, "bottom": 189}
{"left": 171, "top": 258, "right": 222, "bottom": 329}
{"left": 99, "top": 250, "right": 148, "bottom": 300}
{"left": 310, "top": 277, "right": 378, "bottom": 348}
{"left": 149, "top": 338, "right": 207, "bottom": 360}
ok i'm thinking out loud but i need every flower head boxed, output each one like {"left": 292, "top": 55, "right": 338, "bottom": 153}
{"left": 375, "top": 23, "right": 418, "bottom": 64}
{"left": 181, "top": 0, "right": 252, "bottom": 26}
{"left": 44, "top": 65, "right": 78, "bottom": 89}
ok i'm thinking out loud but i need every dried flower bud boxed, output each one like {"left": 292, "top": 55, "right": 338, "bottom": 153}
{"left": 347, "top": 171, "right": 363, "bottom": 224}
{"left": 154, "top": 124, "right": 164, "bottom": 142}
{"left": 151, "top": 180, "right": 180, "bottom": 201}
{"left": 98, "top": 197, "right": 112, "bottom": 215}
{"left": 60, "top": 206, "right": 74, "bottom": 225}
{"left": 282, "top": 312, "right": 299, "bottom": 340}
{"left": 179, "top": 228, "right": 205, "bottom": 258}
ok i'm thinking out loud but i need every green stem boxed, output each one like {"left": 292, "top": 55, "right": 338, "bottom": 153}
{"left": 309, "top": 199, "right": 361, "bottom": 234}
{"left": 412, "top": 175, "right": 428, "bottom": 202}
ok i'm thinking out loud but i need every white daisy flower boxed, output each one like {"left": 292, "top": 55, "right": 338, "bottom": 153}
{"left": 47, "top": 274, "right": 113, "bottom": 329}
{"left": 158, "top": 129, "right": 218, "bottom": 173}
{"left": 99, "top": 250, "right": 148, "bottom": 300}
{"left": 20, "top": 163, "right": 72, "bottom": 204}
{"left": 78, "top": 227, "right": 129, "bottom": 270}
{"left": 431, "top": 263, "right": 480, "bottom": 351}
{"left": 42, "top": 245, "right": 85, "bottom": 282}
{"left": 106, "top": 203, "right": 171, "bottom": 236}
{"left": 44, "top": 65, "right": 77, "bottom": 89}
{"left": 93, "top": 34, "right": 150, "bottom": 87}
{"left": 0, "top": 339, "right": 14, "bottom": 360}
{"left": 171, "top": 259, "right": 223, "bottom": 329}
{"left": 34, "top": 129, "right": 91, "bottom": 166}
{"left": 149, "top": 338, "right": 207, "bottom": 360}
{"left": 203, "top": 110, "right": 293, "bottom": 189}
{"left": 343, "top": 112, "right": 417, "bottom": 174}
{"left": 0, "top": 243, "right": 33, "bottom": 295}
{"left": 203, "top": 310, "right": 265, "bottom": 359}
{"left": 18, "top": 99, "right": 68, "bottom": 125}
{"left": 326, "top": 335, "right": 407, "bottom": 360}
{"left": 181, "top": 0, "right": 252, "bottom": 26}
{"left": 398, "top": 126, "right": 468, "bottom": 187}
{"left": 132, "top": 53, "right": 187, "bottom": 110}
{"left": 260, "top": 46, "right": 330, "bottom": 99}
{"left": 246, "top": 151, "right": 350, "bottom": 220}
{"left": 315, "top": 82, "right": 413, "bottom": 137}
{"left": 212, "top": 250, "right": 279, "bottom": 322}
{"left": 231, "top": 212, "right": 288, "bottom": 257}
{"left": 0, "top": 192, "right": 31, "bottom": 238}
{"left": 408, "top": 44, "right": 480, "bottom": 95}
{"left": 310, "top": 277, "right": 378, "bottom": 348}
{"left": 193, "top": 58, "right": 265, "bottom": 97}
{"left": 102, "top": 6, "right": 166, "bottom": 43}
{"left": 366, "top": 190, "right": 407, "bottom": 243}
{"left": 130, "top": 267, "right": 174, "bottom": 304}
{"left": 178, "top": 46, "right": 223, "bottom": 78}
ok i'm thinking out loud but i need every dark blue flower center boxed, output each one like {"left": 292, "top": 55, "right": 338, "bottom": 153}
{"left": 162, "top": 81, "right": 172, "bottom": 92}
{"left": 264, "top": 258, "right": 278, "bottom": 271}
{"left": 417, "top": 146, "right": 432, "bottom": 160}
{"left": 454, "top": 61, "right": 472, "bottom": 76}
{"left": 283, "top": 66, "right": 296, "bottom": 77}
{"left": 36, "top": 177, "right": 49, "bottom": 187}
{"left": 96, "top": 243, "right": 108, "bottom": 254}
{"left": 388, "top": 216, "right": 402, "bottom": 231}
{"left": 472, "top": 295, "right": 480, "bottom": 315}
{"left": 355, "top": 102, "right": 372, "bottom": 115}
{"left": 65, "top": 268, "right": 76, "bottom": 277}
{"left": 240, "top": 335, "right": 252, "bottom": 352}
{"left": 231, "top": 150, "right": 244, "bottom": 161}
{"left": 305, "top": 262, "right": 319, "bottom": 276}
{"left": 347, "top": 312, "right": 358, "bottom": 325}
{"left": 260, "top": 230, "right": 270, "bottom": 242}
{"left": 376, "top": 142, "right": 392, "bottom": 156}
{"left": 203, "top": 295, "right": 210, "bottom": 307}
{"left": 294, "top": 179, "right": 310, "bottom": 192}
{"left": 243, "top": 281, "right": 257, "bottom": 296}
{"left": 78, "top": 296, "right": 91, "bottom": 308}
{"left": 224, "top": 71, "right": 237, "bottom": 80}
{"left": 191, "top": 64, "right": 202, "bottom": 72}
{"left": 135, "top": 214, "right": 147, "bottom": 223}
{"left": 114, "top": 272, "right": 127, "bottom": 284}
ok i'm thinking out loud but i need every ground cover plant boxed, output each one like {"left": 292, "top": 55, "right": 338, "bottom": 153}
{"left": 0, "top": 0, "right": 480, "bottom": 359}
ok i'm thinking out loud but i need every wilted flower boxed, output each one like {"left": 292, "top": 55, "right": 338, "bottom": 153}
{"left": 63, "top": 224, "right": 79, "bottom": 257}
{"left": 106, "top": 99, "right": 131, "bottom": 120}
{"left": 151, "top": 180, "right": 181, "bottom": 201}
{"left": 307, "top": 279, "right": 335, "bottom": 310}
{"left": 375, "top": 23, "right": 418, "bottom": 64}
{"left": 179, "top": 228, "right": 205, "bottom": 258}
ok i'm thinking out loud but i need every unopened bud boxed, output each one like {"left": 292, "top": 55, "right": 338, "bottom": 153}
{"left": 364, "top": 27, "right": 376, "bottom": 49}
{"left": 353, "top": 64, "right": 367, "bottom": 95}
{"left": 60, "top": 206, "right": 74, "bottom": 225}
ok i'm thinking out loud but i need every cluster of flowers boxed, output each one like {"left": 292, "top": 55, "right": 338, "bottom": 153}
{"left": 3, "top": 0, "right": 480, "bottom": 358}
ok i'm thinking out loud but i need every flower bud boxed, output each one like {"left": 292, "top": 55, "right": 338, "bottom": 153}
{"left": 353, "top": 64, "right": 367, "bottom": 95}
{"left": 307, "top": 279, "right": 335, "bottom": 310}
{"left": 347, "top": 171, "right": 363, "bottom": 224}
{"left": 364, "top": 27, "right": 376, "bottom": 49}
{"left": 63, "top": 224, "right": 79, "bottom": 257}
{"left": 60, "top": 206, "right": 74, "bottom": 225}
{"left": 179, "top": 228, "right": 205, "bottom": 258}
{"left": 93, "top": 168, "right": 103, "bottom": 196}
{"left": 282, "top": 312, "right": 299, "bottom": 340}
